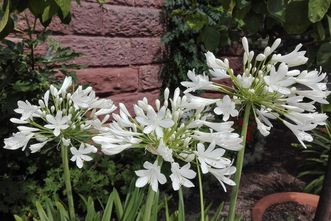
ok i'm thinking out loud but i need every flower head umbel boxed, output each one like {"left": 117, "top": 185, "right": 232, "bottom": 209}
{"left": 93, "top": 87, "right": 241, "bottom": 192}
{"left": 4, "top": 76, "right": 116, "bottom": 168}
{"left": 181, "top": 37, "right": 330, "bottom": 148}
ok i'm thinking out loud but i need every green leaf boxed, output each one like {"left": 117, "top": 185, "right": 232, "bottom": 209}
{"left": 315, "top": 21, "right": 325, "bottom": 41}
{"left": 28, "top": 0, "right": 47, "bottom": 16}
{"left": 327, "top": 15, "right": 331, "bottom": 36}
{"left": 317, "top": 42, "right": 331, "bottom": 71}
{"left": 111, "top": 189, "right": 123, "bottom": 220}
{"left": 14, "top": 215, "right": 23, "bottom": 221}
{"left": 199, "top": 26, "right": 220, "bottom": 51}
{"left": 267, "top": 0, "right": 286, "bottom": 23}
{"left": 54, "top": 0, "right": 71, "bottom": 18}
{"left": 244, "top": 12, "right": 264, "bottom": 34}
{"left": 185, "top": 12, "right": 208, "bottom": 31}
{"left": 36, "top": 201, "right": 49, "bottom": 221}
{"left": 0, "top": 0, "right": 10, "bottom": 32}
{"left": 284, "top": 0, "right": 311, "bottom": 34}
{"left": 308, "top": 0, "right": 331, "bottom": 23}
{"left": 101, "top": 194, "right": 114, "bottom": 221}
{"left": 42, "top": 0, "right": 58, "bottom": 23}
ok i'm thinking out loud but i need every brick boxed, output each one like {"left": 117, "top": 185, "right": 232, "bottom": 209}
{"left": 54, "top": 35, "right": 104, "bottom": 66}
{"left": 102, "top": 5, "right": 164, "bottom": 37}
{"left": 134, "top": 0, "right": 164, "bottom": 8}
{"left": 109, "top": 89, "right": 160, "bottom": 114}
{"left": 227, "top": 56, "right": 243, "bottom": 74}
{"left": 76, "top": 67, "right": 139, "bottom": 94}
{"left": 83, "top": 0, "right": 135, "bottom": 6}
{"left": 54, "top": 36, "right": 164, "bottom": 66}
{"left": 16, "top": 12, "right": 72, "bottom": 34}
{"left": 71, "top": 2, "right": 103, "bottom": 35}
{"left": 139, "top": 64, "right": 162, "bottom": 90}
{"left": 128, "top": 38, "right": 165, "bottom": 64}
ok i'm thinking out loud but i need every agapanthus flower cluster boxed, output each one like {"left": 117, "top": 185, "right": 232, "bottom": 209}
{"left": 4, "top": 76, "right": 116, "bottom": 168}
{"left": 93, "top": 88, "right": 242, "bottom": 192}
{"left": 181, "top": 37, "right": 330, "bottom": 148}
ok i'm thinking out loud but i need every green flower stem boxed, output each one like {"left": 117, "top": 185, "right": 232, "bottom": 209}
{"left": 143, "top": 186, "right": 155, "bottom": 221}
{"left": 61, "top": 144, "right": 76, "bottom": 221}
{"left": 228, "top": 103, "right": 252, "bottom": 221}
{"left": 196, "top": 158, "right": 205, "bottom": 221}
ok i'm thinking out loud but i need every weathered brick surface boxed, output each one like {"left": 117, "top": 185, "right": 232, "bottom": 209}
{"left": 139, "top": 64, "right": 162, "bottom": 90}
{"left": 54, "top": 36, "right": 164, "bottom": 66}
{"left": 102, "top": 5, "right": 164, "bottom": 37}
{"left": 71, "top": 2, "right": 103, "bottom": 35}
{"left": 227, "top": 56, "right": 243, "bottom": 74}
{"left": 110, "top": 89, "right": 160, "bottom": 113}
{"left": 76, "top": 67, "right": 139, "bottom": 94}
{"left": 134, "top": 0, "right": 164, "bottom": 8}
{"left": 129, "top": 38, "right": 164, "bottom": 64}
{"left": 17, "top": 0, "right": 165, "bottom": 104}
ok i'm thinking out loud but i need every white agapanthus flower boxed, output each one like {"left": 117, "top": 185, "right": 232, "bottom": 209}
{"left": 4, "top": 76, "right": 116, "bottom": 168}
{"left": 135, "top": 161, "right": 167, "bottom": 192}
{"left": 214, "top": 95, "right": 239, "bottom": 121}
{"left": 170, "top": 162, "right": 196, "bottom": 191}
{"left": 181, "top": 37, "right": 330, "bottom": 148}
{"left": 93, "top": 87, "right": 241, "bottom": 192}
{"left": 70, "top": 143, "right": 98, "bottom": 168}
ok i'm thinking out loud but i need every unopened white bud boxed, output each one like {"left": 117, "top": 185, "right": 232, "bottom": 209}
{"left": 38, "top": 100, "right": 45, "bottom": 108}
{"left": 164, "top": 88, "right": 170, "bottom": 101}
{"left": 51, "top": 106, "right": 55, "bottom": 112}
{"left": 155, "top": 99, "right": 160, "bottom": 111}
{"left": 66, "top": 93, "right": 71, "bottom": 99}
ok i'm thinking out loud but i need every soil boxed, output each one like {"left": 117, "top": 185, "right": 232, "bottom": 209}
{"left": 262, "top": 202, "right": 315, "bottom": 221}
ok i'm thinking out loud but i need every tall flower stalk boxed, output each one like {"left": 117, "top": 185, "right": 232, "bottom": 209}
{"left": 4, "top": 76, "right": 116, "bottom": 219}
{"left": 181, "top": 37, "right": 330, "bottom": 220}
{"left": 61, "top": 143, "right": 75, "bottom": 220}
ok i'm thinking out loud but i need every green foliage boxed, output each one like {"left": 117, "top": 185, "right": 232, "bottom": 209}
{"left": 162, "top": 0, "right": 331, "bottom": 89}
{"left": 297, "top": 100, "right": 331, "bottom": 194}
{"left": 0, "top": 0, "right": 76, "bottom": 37}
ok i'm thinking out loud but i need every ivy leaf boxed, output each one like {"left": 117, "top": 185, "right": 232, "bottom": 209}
{"left": 185, "top": 12, "right": 208, "bottom": 31}
{"left": 308, "top": 0, "right": 331, "bottom": 23}
{"left": 0, "top": 1, "right": 10, "bottom": 32}
{"left": 199, "top": 26, "right": 220, "bottom": 51}
{"left": 42, "top": 0, "right": 58, "bottom": 23}
{"left": 267, "top": 0, "right": 286, "bottom": 24}
{"left": 316, "top": 42, "right": 331, "bottom": 72}
{"left": 54, "top": 0, "right": 71, "bottom": 18}
{"left": 284, "top": 0, "right": 311, "bottom": 34}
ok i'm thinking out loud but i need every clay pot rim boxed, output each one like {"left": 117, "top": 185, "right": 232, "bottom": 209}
{"left": 251, "top": 192, "right": 320, "bottom": 221}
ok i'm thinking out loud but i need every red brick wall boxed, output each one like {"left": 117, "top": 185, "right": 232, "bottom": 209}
{"left": 28, "top": 0, "right": 165, "bottom": 111}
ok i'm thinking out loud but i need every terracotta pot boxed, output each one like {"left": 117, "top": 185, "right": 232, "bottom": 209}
{"left": 251, "top": 192, "right": 320, "bottom": 221}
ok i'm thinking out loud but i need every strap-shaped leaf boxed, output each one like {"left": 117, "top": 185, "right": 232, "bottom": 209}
{"left": 0, "top": 0, "right": 10, "bottom": 32}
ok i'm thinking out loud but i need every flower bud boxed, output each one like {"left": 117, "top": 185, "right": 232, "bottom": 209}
{"left": 51, "top": 106, "right": 55, "bottom": 112}
{"left": 38, "top": 100, "right": 45, "bottom": 108}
